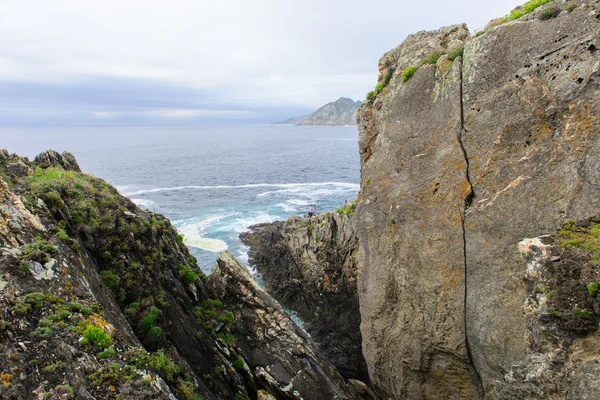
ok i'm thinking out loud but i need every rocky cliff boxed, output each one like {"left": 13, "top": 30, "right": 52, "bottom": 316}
{"left": 0, "top": 150, "right": 366, "bottom": 399}
{"left": 356, "top": 1, "right": 600, "bottom": 399}
{"left": 241, "top": 208, "right": 369, "bottom": 383}
{"left": 275, "top": 97, "right": 361, "bottom": 125}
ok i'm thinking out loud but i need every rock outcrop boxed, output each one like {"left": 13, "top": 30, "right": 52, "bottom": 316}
{"left": 275, "top": 97, "right": 362, "bottom": 125}
{"left": 241, "top": 210, "right": 369, "bottom": 382}
{"left": 0, "top": 151, "right": 359, "bottom": 399}
{"left": 356, "top": 1, "right": 600, "bottom": 398}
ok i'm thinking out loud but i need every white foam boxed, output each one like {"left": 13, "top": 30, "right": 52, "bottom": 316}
{"left": 130, "top": 198, "right": 156, "bottom": 209}
{"left": 275, "top": 203, "right": 297, "bottom": 213}
{"left": 257, "top": 183, "right": 359, "bottom": 199}
{"left": 220, "top": 211, "right": 279, "bottom": 234}
{"left": 121, "top": 181, "right": 359, "bottom": 196}
{"left": 184, "top": 236, "right": 228, "bottom": 252}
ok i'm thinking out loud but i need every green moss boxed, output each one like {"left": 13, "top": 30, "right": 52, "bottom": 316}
{"left": 401, "top": 66, "right": 417, "bottom": 82}
{"left": 55, "top": 229, "right": 69, "bottom": 241}
{"left": 588, "top": 282, "right": 599, "bottom": 297}
{"left": 566, "top": 3, "right": 577, "bottom": 12}
{"left": 42, "top": 361, "right": 63, "bottom": 373}
{"left": 555, "top": 221, "right": 600, "bottom": 265}
{"left": 501, "top": 0, "right": 552, "bottom": 23}
{"left": 475, "top": 30, "right": 486, "bottom": 37}
{"left": 549, "top": 307, "right": 562, "bottom": 317}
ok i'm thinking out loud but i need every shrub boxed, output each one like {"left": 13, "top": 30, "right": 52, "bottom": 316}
{"left": 82, "top": 325, "right": 112, "bottom": 348}
{"left": 447, "top": 47, "right": 464, "bottom": 62}
{"left": 427, "top": 50, "right": 443, "bottom": 65}
{"left": 375, "top": 83, "right": 384, "bottom": 94}
{"left": 401, "top": 66, "right": 417, "bottom": 82}
{"left": 56, "top": 229, "right": 69, "bottom": 241}
{"left": 383, "top": 71, "right": 392, "bottom": 86}
{"left": 367, "top": 91, "right": 376, "bottom": 100}
{"left": 98, "top": 347, "right": 116, "bottom": 359}
{"left": 176, "top": 234, "right": 184, "bottom": 245}
{"left": 99, "top": 270, "right": 119, "bottom": 289}
{"left": 179, "top": 264, "right": 198, "bottom": 285}
{"left": 141, "top": 306, "right": 160, "bottom": 337}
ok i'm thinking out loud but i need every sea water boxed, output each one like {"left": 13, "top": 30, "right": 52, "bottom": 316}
{"left": 1, "top": 125, "right": 360, "bottom": 272}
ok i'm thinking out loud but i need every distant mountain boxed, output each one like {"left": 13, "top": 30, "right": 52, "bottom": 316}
{"left": 275, "top": 97, "right": 361, "bottom": 126}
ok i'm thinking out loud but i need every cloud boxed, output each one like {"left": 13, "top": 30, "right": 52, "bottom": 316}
{"left": 0, "top": 0, "right": 525, "bottom": 125}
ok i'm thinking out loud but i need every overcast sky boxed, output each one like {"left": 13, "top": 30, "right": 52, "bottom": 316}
{"left": 0, "top": 0, "right": 524, "bottom": 126}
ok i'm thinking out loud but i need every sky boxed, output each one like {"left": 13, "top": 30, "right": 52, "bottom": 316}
{"left": 0, "top": 0, "right": 525, "bottom": 126}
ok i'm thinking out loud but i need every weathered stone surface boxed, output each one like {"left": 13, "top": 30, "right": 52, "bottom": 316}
{"left": 241, "top": 212, "right": 368, "bottom": 382}
{"left": 462, "top": 2, "right": 600, "bottom": 392}
{"left": 356, "top": 24, "right": 479, "bottom": 399}
{"left": 208, "top": 251, "right": 355, "bottom": 400}
{"left": 33, "top": 150, "right": 81, "bottom": 172}
{"left": 355, "top": 1, "right": 600, "bottom": 398}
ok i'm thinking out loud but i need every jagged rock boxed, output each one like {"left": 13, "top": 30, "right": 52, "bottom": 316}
{"left": 33, "top": 150, "right": 81, "bottom": 172}
{"left": 356, "top": 1, "right": 600, "bottom": 398}
{"left": 241, "top": 212, "right": 369, "bottom": 382}
{"left": 208, "top": 251, "right": 355, "bottom": 400}
{"left": 0, "top": 152, "right": 361, "bottom": 399}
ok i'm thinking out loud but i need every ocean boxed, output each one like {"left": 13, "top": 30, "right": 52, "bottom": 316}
{"left": 1, "top": 125, "right": 360, "bottom": 273}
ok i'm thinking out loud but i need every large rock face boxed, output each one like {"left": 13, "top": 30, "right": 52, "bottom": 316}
{"left": 241, "top": 212, "right": 369, "bottom": 382}
{"left": 356, "top": 2, "right": 600, "bottom": 398}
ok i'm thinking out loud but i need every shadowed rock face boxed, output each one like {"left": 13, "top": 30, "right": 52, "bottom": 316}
{"left": 241, "top": 212, "right": 369, "bottom": 382}
{"left": 356, "top": 2, "right": 600, "bottom": 398}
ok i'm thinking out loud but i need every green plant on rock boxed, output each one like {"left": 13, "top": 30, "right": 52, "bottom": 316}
{"left": 539, "top": 5, "right": 558, "bottom": 20}
{"left": 375, "top": 83, "right": 384, "bottom": 94}
{"left": 367, "top": 91, "right": 376, "bottom": 100}
{"left": 447, "top": 47, "right": 464, "bottom": 62}
{"left": 587, "top": 282, "right": 599, "bottom": 297}
{"left": 232, "top": 355, "right": 245, "bottom": 370}
{"left": 141, "top": 306, "right": 161, "bottom": 339}
{"left": 501, "top": 0, "right": 552, "bottom": 23}
{"left": 99, "top": 270, "right": 119, "bottom": 289}
{"left": 573, "top": 306, "right": 593, "bottom": 319}
{"left": 566, "top": 3, "right": 577, "bottom": 12}
{"left": 98, "top": 347, "right": 117, "bottom": 359}
{"left": 427, "top": 50, "right": 443, "bottom": 65}
{"left": 32, "top": 326, "right": 53, "bottom": 339}
{"left": 401, "top": 66, "right": 417, "bottom": 82}
{"left": 82, "top": 324, "right": 112, "bottom": 348}
{"left": 179, "top": 264, "right": 198, "bottom": 285}
{"left": 555, "top": 221, "right": 600, "bottom": 265}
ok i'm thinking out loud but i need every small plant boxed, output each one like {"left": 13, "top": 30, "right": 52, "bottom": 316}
{"left": 52, "top": 384, "right": 74, "bottom": 399}
{"left": 56, "top": 229, "right": 69, "bottom": 241}
{"left": 548, "top": 307, "right": 562, "bottom": 317}
{"left": 447, "top": 47, "right": 464, "bottom": 62}
{"left": 179, "top": 264, "right": 198, "bottom": 285}
{"left": 401, "top": 66, "right": 417, "bottom": 82}
{"left": 176, "top": 234, "right": 184, "bottom": 245}
{"left": 566, "top": 3, "right": 577, "bottom": 12}
{"left": 367, "top": 91, "right": 376, "bottom": 100}
{"left": 99, "top": 270, "right": 119, "bottom": 288}
{"left": 573, "top": 306, "right": 593, "bottom": 319}
{"left": 427, "top": 50, "right": 443, "bottom": 65}
{"left": 501, "top": 0, "right": 552, "bottom": 23}
{"left": 20, "top": 261, "right": 31, "bottom": 277}
{"left": 43, "top": 361, "right": 63, "bottom": 373}
{"left": 142, "top": 306, "right": 160, "bottom": 336}
{"left": 475, "top": 30, "right": 486, "bottom": 37}
{"left": 383, "top": 71, "right": 392, "bottom": 86}
{"left": 365, "top": 178, "right": 371, "bottom": 184}
{"left": 32, "top": 326, "right": 53, "bottom": 339}
{"left": 98, "top": 347, "right": 117, "bottom": 359}
{"left": 375, "top": 83, "right": 384, "bottom": 94}
{"left": 232, "top": 355, "right": 245, "bottom": 370}
{"left": 82, "top": 324, "right": 112, "bottom": 348}
{"left": 588, "top": 282, "right": 599, "bottom": 297}
{"left": 539, "top": 5, "right": 559, "bottom": 20}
